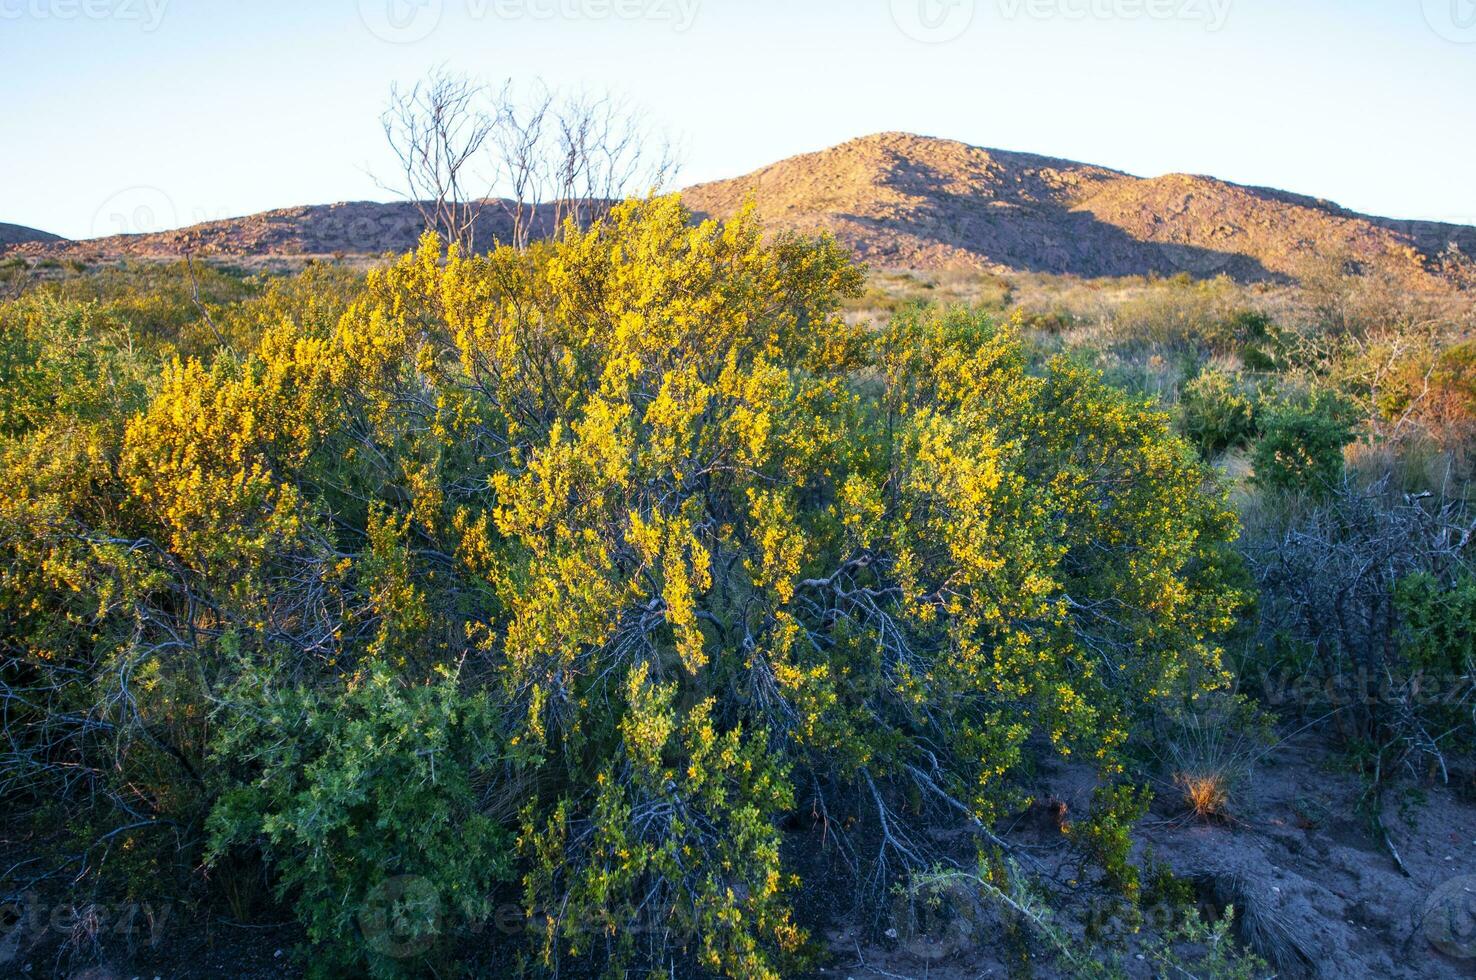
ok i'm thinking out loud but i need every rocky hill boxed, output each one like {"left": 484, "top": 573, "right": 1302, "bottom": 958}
{"left": 680, "top": 132, "right": 1476, "bottom": 284}
{"left": 9, "top": 133, "right": 1474, "bottom": 285}
{"left": 0, "top": 222, "right": 62, "bottom": 249}
{"left": 4, "top": 202, "right": 530, "bottom": 261}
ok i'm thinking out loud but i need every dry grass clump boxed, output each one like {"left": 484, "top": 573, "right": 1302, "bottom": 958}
{"left": 1175, "top": 772, "right": 1232, "bottom": 821}
{"left": 1152, "top": 693, "right": 1273, "bottom": 825}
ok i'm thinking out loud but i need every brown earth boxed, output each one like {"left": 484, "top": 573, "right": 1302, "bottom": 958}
{"left": 830, "top": 735, "right": 1476, "bottom": 979}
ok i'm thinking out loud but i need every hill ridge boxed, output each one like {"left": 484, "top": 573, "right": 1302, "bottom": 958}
{"left": 0, "top": 222, "right": 63, "bottom": 248}
{"left": 9, "top": 133, "right": 1474, "bottom": 285}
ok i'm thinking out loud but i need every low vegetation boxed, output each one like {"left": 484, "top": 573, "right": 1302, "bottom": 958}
{"left": 1, "top": 196, "right": 1472, "bottom": 978}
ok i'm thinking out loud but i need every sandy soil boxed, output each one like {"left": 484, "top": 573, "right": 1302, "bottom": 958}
{"left": 828, "top": 737, "right": 1476, "bottom": 979}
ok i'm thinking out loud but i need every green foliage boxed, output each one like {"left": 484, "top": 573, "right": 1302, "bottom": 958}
{"left": 0, "top": 299, "right": 162, "bottom": 833}
{"left": 1396, "top": 572, "right": 1476, "bottom": 676}
{"left": 0, "top": 259, "right": 365, "bottom": 359}
{"left": 520, "top": 663, "right": 803, "bottom": 978}
{"left": 1251, "top": 389, "right": 1355, "bottom": 494}
{"left": 1109, "top": 277, "right": 1268, "bottom": 358}
{"left": 1069, "top": 784, "right": 1153, "bottom": 901}
{"left": 1179, "top": 368, "right": 1259, "bottom": 457}
{"left": 1394, "top": 573, "right": 1476, "bottom": 759}
{"left": 925, "top": 858, "right": 1270, "bottom": 979}
{"left": 0, "top": 298, "right": 151, "bottom": 438}
{"left": 1146, "top": 904, "right": 1271, "bottom": 980}
{"left": 206, "top": 653, "right": 512, "bottom": 978}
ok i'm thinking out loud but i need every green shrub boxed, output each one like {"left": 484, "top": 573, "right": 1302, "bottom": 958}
{"left": 1395, "top": 572, "right": 1476, "bottom": 763}
{"left": 1397, "top": 572, "right": 1476, "bottom": 676}
{"left": 1251, "top": 390, "right": 1355, "bottom": 494}
{"left": 206, "top": 653, "right": 512, "bottom": 978}
{"left": 0, "top": 299, "right": 151, "bottom": 438}
{"left": 1179, "top": 369, "right": 1259, "bottom": 457}
{"left": 1069, "top": 785, "right": 1153, "bottom": 901}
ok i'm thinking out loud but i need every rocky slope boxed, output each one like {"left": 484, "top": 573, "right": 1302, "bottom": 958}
{"left": 9, "top": 133, "right": 1474, "bottom": 285}
{"left": 0, "top": 222, "right": 62, "bottom": 249}
{"left": 681, "top": 132, "right": 1476, "bottom": 284}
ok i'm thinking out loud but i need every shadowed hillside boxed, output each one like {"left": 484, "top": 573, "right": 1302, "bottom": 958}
{"left": 681, "top": 132, "right": 1476, "bottom": 284}
{"left": 0, "top": 222, "right": 61, "bottom": 248}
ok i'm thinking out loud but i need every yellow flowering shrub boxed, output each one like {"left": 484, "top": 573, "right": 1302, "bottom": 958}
{"left": 0, "top": 198, "right": 1243, "bottom": 977}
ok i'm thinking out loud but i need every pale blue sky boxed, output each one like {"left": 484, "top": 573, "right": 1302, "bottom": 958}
{"left": 2, "top": 0, "right": 1473, "bottom": 239}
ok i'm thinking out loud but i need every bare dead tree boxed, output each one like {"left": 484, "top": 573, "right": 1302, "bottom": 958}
{"left": 490, "top": 81, "right": 555, "bottom": 252}
{"left": 548, "top": 89, "right": 678, "bottom": 234}
{"left": 490, "top": 82, "right": 678, "bottom": 250}
{"left": 379, "top": 71, "right": 678, "bottom": 253}
{"left": 379, "top": 67, "right": 496, "bottom": 253}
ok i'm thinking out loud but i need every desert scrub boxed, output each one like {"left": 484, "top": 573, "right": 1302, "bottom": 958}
{"left": 0, "top": 197, "right": 1246, "bottom": 977}
{"left": 1243, "top": 475, "right": 1474, "bottom": 781}
{"left": 1251, "top": 388, "right": 1355, "bottom": 495}
{"left": 206, "top": 653, "right": 512, "bottom": 978}
{"left": 905, "top": 858, "right": 1269, "bottom": 979}
{"left": 1179, "top": 368, "right": 1261, "bottom": 457}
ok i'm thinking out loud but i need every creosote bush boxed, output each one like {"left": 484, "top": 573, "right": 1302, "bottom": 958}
{"left": 0, "top": 197, "right": 1245, "bottom": 976}
{"left": 206, "top": 652, "right": 511, "bottom": 978}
